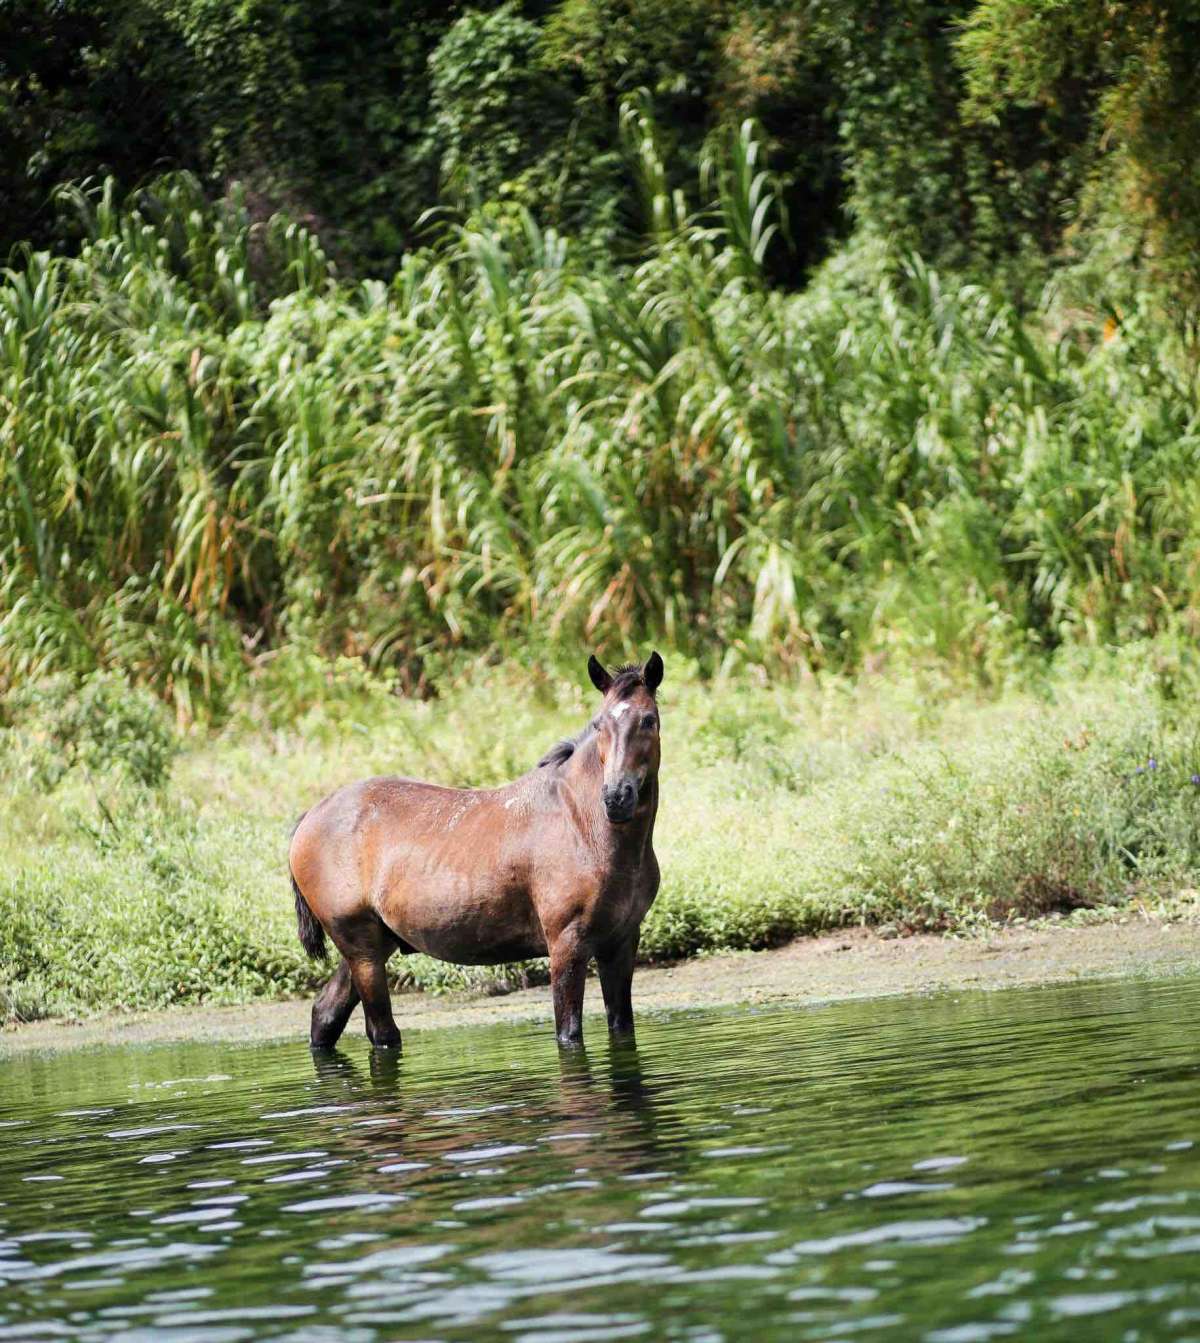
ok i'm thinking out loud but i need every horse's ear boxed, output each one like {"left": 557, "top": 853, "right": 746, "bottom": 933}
{"left": 587, "top": 654, "right": 613, "bottom": 694}
{"left": 644, "top": 650, "right": 664, "bottom": 693}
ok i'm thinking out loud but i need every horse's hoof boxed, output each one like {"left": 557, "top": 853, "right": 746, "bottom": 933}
{"left": 310, "top": 1032, "right": 347, "bottom": 1051}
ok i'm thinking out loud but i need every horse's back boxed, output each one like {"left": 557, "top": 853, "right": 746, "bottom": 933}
{"left": 289, "top": 774, "right": 528, "bottom": 930}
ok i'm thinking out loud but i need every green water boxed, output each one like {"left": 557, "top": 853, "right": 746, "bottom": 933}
{"left": 2, "top": 976, "right": 1198, "bottom": 1341}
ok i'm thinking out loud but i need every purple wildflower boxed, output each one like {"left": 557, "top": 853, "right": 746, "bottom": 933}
{"left": 1192, "top": 774, "right": 1200, "bottom": 786}
{"left": 1148, "top": 757, "right": 1158, "bottom": 771}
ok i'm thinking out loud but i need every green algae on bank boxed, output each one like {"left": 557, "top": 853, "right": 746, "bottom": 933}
{"left": 5, "top": 919, "right": 1198, "bottom": 1058}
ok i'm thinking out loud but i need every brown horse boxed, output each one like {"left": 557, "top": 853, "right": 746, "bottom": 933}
{"left": 288, "top": 652, "right": 664, "bottom": 1050}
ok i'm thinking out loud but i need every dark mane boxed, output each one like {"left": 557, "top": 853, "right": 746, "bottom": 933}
{"left": 538, "top": 725, "right": 594, "bottom": 771}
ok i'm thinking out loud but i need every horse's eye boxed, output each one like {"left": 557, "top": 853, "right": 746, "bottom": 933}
{"left": 641, "top": 714, "right": 657, "bottom": 731}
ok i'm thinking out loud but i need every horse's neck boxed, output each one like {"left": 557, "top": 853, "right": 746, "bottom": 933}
{"left": 561, "top": 737, "right": 603, "bottom": 830}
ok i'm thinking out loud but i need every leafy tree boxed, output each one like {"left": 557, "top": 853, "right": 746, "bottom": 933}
{"left": 428, "top": 4, "right": 570, "bottom": 206}
{"left": 0, "top": 2, "right": 198, "bottom": 255}
{"left": 4, "top": 0, "right": 1200, "bottom": 305}
{"left": 960, "top": 0, "right": 1200, "bottom": 302}
{"left": 1, "top": 0, "right": 467, "bottom": 271}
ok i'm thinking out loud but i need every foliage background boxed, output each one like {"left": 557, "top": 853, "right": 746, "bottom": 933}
{"left": 4, "top": 1, "right": 1200, "bottom": 711}
{"left": 4, "top": 1, "right": 1200, "bottom": 1019}
{"left": 5, "top": 2, "right": 1195, "bottom": 283}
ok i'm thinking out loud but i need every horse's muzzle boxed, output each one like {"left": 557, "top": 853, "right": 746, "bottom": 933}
{"left": 602, "top": 779, "right": 638, "bottom": 824}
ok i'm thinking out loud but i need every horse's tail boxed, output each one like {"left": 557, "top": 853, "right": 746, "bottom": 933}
{"left": 293, "top": 871, "right": 327, "bottom": 960}
{"left": 290, "top": 812, "right": 327, "bottom": 961}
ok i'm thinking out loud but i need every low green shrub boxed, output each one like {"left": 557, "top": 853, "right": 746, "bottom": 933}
{"left": 4, "top": 671, "right": 178, "bottom": 793}
{"left": 4, "top": 656, "right": 1197, "bottom": 1024}
{"left": 827, "top": 719, "right": 1181, "bottom": 932}
{"left": 0, "top": 804, "right": 318, "bottom": 1021}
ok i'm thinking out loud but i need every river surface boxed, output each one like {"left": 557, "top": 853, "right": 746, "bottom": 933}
{"left": 2, "top": 974, "right": 1198, "bottom": 1341}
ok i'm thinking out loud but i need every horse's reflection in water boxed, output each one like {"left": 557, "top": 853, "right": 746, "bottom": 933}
{"left": 291, "top": 1039, "right": 677, "bottom": 1333}
{"left": 303, "top": 1032, "right": 672, "bottom": 1187}
{"left": 552, "top": 1039, "right": 669, "bottom": 1175}
{"left": 309, "top": 1042, "right": 404, "bottom": 1091}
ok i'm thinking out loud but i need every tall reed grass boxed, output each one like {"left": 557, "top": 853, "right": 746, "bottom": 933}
{"left": 4, "top": 116, "right": 1200, "bottom": 718}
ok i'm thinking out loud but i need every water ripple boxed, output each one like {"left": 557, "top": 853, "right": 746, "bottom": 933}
{"left": 1, "top": 976, "right": 1198, "bottom": 1340}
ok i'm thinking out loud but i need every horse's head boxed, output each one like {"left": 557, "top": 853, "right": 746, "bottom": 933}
{"left": 586, "top": 651, "right": 664, "bottom": 825}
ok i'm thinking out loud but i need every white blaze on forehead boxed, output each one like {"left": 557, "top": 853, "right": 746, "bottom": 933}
{"left": 610, "top": 701, "right": 632, "bottom": 721}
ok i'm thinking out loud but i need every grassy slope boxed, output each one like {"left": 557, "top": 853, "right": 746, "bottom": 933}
{"left": 3, "top": 654, "right": 1200, "bottom": 1024}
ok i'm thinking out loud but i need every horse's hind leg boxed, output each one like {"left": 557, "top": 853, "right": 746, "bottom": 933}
{"left": 311, "top": 957, "right": 360, "bottom": 1050}
{"left": 326, "top": 914, "right": 404, "bottom": 1049}
{"left": 348, "top": 954, "right": 402, "bottom": 1050}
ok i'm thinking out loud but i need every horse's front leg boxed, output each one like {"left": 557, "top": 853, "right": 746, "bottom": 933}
{"left": 549, "top": 931, "right": 588, "bottom": 1048}
{"left": 597, "top": 933, "right": 638, "bottom": 1037}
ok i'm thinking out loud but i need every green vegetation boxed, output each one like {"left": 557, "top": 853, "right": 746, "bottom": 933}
{"left": 8, "top": 2, "right": 1197, "bottom": 284}
{"left": 4, "top": 3, "right": 1200, "bottom": 1021}
{"left": 4, "top": 3, "right": 1200, "bottom": 708}
{"left": 4, "top": 157, "right": 1200, "bottom": 716}
{"left": 3, "top": 655, "right": 1200, "bottom": 1024}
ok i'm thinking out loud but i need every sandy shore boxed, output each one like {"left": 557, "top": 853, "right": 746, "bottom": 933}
{"left": 4, "top": 918, "right": 1198, "bottom": 1057}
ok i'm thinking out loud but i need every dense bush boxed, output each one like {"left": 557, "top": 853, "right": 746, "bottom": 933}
{"left": 4, "top": 145, "right": 1200, "bottom": 717}
{"left": 4, "top": 671, "right": 177, "bottom": 793}
{"left": 0, "top": 806, "right": 321, "bottom": 1021}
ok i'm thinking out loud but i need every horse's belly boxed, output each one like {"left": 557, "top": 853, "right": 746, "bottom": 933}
{"left": 376, "top": 875, "right": 547, "bottom": 966}
{"left": 412, "top": 931, "right": 549, "bottom": 966}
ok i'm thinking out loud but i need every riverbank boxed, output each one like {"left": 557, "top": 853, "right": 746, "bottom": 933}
{"left": 7, "top": 659, "right": 1200, "bottom": 1026}
{"left": 5, "top": 919, "right": 1197, "bottom": 1057}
